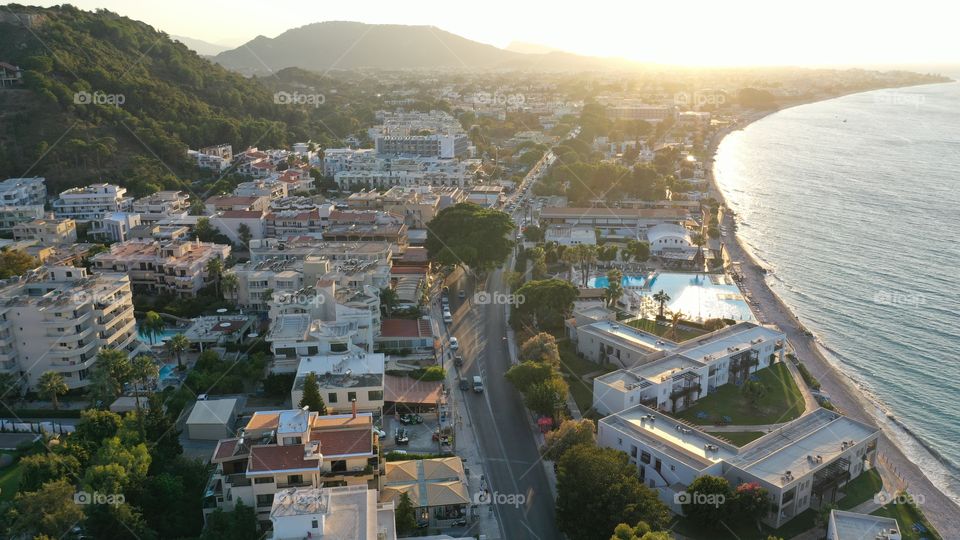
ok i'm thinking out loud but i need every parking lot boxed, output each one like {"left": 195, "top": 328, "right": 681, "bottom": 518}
{"left": 381, "top": 412, "right": 454, "bottom": 455}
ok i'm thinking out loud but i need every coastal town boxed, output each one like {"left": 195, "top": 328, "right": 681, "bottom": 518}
{"left": 0, "top": 5, "right": 957, "bottom": 540}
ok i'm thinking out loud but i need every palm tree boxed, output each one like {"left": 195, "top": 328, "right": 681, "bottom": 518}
{"left": 380, "top": 287, "right": 399, "bottom": 317}
{"left": 130, "top": 354, "right": 158, "bottom": 414}
{"left": 205, "top": 257, "right": 224, "bottom": 297}
{"left": 142, "top": 311, "right": 165, "bottom": 345}
{"left": 667, "top": 310, "right": 685, "bottom": 341}
{"left": 37, "top": 371, "right": 68, "bottom": 410}
{"left": 652, "top": 290, "right": 671, "bottom": 319}
{"left": 221, "top": 272, "right": 239, "bottom": 303}
{"left": 167, "top": 333, "right": 190, "bottom": 371}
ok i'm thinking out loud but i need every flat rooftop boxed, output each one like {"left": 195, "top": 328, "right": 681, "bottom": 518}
{"left": 631, "top": 354, "right": 705, "bottom": 383}
{"left": 829, "top": 510, "right": 900, "bottom": 540}
{"left": 602, "top": 405, "right": 738, "bottom": 470}
{"left": 583, "top": 320, "right": 677, "bottom": 356}
{"left": 727, "top": 409, "right": 879, "bottom": 487}
{"left": 673, "top": 322, "right": 783, "bottom": 363}
{"left": 294, "top": 352, "right": 385, "bottom": 390}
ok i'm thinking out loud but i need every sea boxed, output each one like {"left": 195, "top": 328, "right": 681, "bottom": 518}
{"left": 713, "top": 77, "right": 960, "bottom": 504}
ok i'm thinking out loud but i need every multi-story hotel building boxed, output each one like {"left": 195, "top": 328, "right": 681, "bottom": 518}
{"left": 0, "top": 266, "right": 141, "bottom": 390}
{"left": 52, "top": 183, "right": 133, "bottom": 221}
{"left": 91, "top": 239, "right": 231, "bottom": 297}
{"left": 12, "top": 218, "right": 77, "bottom": 245}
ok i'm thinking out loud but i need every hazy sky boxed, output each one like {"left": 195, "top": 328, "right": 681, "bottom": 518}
{"left": 10, "top": 0, "right": 960, "bottom": 66}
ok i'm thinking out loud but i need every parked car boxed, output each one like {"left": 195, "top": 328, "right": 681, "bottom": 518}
{"left": 400, "top": 413, "right": 423, "bottom": 425}
{"left": 449, "top": 337, "right": 459, "bottom": 350}
{"left": 394, "top": 428, "right": 409, "bottom": 445}
{"left": 443, "top": 310, "right": 452, "bottom": 324}
{"left": 373, "top": 426, "right": 387, "bottom": 438}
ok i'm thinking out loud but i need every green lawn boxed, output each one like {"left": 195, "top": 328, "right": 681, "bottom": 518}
{"left": 836, "top": 469, "right": 883, "bottom": 510}
{"left": 705, "top": 431, "right": 766, "bottom": 446}
{"left": 872, "top": 501, "right": 942, "bottom": 540}
{"left": 626, "top": 318, "right": 707, "bottom": 342}
{"left": 670, "top": 508, "right": 818, "bottom": 540}
{"left": 674, "top": 362, "right": 805, "bottom": 426}
{"left": 553, "top": 335, "right": 616, "bottom": 416}
{"left": 0, "top": 452, "right": 23, "bottom": 501}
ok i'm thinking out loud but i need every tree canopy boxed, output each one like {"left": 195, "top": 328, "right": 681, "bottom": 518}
{"left": 425, "top": 203, "right": 515, "bottom": 271}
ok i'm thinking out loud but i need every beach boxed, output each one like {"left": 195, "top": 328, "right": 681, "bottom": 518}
{"left": 707, "top": 99, "right": 960, "bottom": 533}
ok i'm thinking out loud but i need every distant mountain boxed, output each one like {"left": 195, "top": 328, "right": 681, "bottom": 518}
{"left": 171, "top": 34, "right": 232, "bottom": 56}
{"left": 505, "top": 41, "right": 562, "bottom": 55}
{"left": 213, "top": 21, "right": 635, "bottom": 74}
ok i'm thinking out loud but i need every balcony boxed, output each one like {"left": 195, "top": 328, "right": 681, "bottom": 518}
{"left": 225, "top": 473, "right": 251, "bottom": 487}
{"left": 276, "top": 480, "right": 312, "bottom": 489}
{"left": 812, "top": 457, "right": 851, "bottom": 503}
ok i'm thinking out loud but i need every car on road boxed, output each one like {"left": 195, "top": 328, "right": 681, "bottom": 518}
{"left": 449, "top": 337, "right": 459, "bottom": 350}
{"left": 454, "top": 355, "right": 463, "bottom": 368}
{"left": 458, "top": 377, "right": 470, "bottom": 390}
{"left": 472, "top": 375, "right": 484, "bottom": 393}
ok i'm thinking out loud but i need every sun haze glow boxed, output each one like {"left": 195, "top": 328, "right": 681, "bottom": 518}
{"left": 12, "top": 0, "right": 960, "bottom": 66}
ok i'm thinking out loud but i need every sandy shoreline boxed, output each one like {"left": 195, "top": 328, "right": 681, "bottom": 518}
{"left": 705, "top": 93, "right": 960, "bottom": 533}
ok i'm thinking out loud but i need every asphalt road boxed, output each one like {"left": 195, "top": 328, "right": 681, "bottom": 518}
{"left": 446, "top": 267, "right": 560, "bottom": 540}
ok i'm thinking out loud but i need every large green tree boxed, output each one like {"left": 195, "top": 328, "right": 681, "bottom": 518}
{"left": 37, "top": 371, "right": 68, "bottom": 410}
{"left": 201, "top": 499, "right": 259, "bottom": 540}
{"left": 298, "top": 372, "right": 327, "bottom": 414}
{"left": 681, "top": 475, "right": 734, "bottom": 527}
{"left": 0, "top": 248, "right": 38, "bottom": 279}
{"left": 395, "top": 492, "right": 417, "bottom": 534}
{"left": 556, "top": 445, "right": 670, "bottom": 540}
{"left": 541, "top": 418, "right": 596, "bottom": 461}
{"left": 88, "top": 348, "right": 133, "bottom": 405}
{"left": 520, "top": 332, "right": 560, "bottom": 367}
{"left": 8, "top": 479, "right": 85, "bottom": 538}
{"left": 513, "top": 278, "right": 579, "bottom": 330}
{"left": 425, "top": 203, "right": 515, "bottom": 271}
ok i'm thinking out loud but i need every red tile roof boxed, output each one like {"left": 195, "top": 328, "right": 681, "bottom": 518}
{"left": 213, "top": 438, "right": 242, "bottom": 461}
{"left": 391, "top": 265, "right": 428, "bottom": 275}
{"left": 312, "top": 428, "right": 372, "bottom": 456}
{"left": 330, "top": 210, "right": 376, "bottom": 222}
{"left": 248, "top": 445, "right": 321, "bottom": 473}
{"left": 380, "top": 318, "right": 434, "bottom": 338}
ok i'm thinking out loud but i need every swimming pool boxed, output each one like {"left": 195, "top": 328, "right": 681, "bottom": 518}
{"left": 137, "top": 326, "right": 180, "bottom": 345}
{"left": 588, "top": 275, "right": 648, "bottom": 288}
{"left": 592, "top": 272, "right": 755, "bottom": 322}
{"left": 158, "top": 364, "right": 177, "bottom": 381}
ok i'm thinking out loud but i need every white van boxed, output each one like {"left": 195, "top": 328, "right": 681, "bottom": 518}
{"left": 443, "top": 309, "right": 452, "bottom": 324}
{"left": 472, "top": 376, "right": 484, "bottom": 393}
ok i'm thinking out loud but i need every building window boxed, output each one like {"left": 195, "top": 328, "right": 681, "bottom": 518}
{"left": 640, "top": 451, "right": 651, "bottom": 464}
{"left": 368, "top": 390, "right": 383, "bottom": 401}
{"left": 254, "top": 477, "right": 274, "bottom": 484}
{"left": 328, "top": 393, "right": 338, "bottom": 403}
{"left": 630, "top": 445, "right": 638, "bottom": 458}
{"left": 311, "top": 520, "right": 319, "bottom": 529}
{"left": 256, "top": 494, "right": 274, "bottom": 508}
{"left": 282, "top": 436, "right": 302, "bottom": 445}
{"left": 347, "top": 391, "right": 357, "bottom": 402}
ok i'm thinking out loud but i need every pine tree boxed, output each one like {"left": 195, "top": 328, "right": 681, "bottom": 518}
{"left": 298, "top": 372, "right": 327, "bottom": 414}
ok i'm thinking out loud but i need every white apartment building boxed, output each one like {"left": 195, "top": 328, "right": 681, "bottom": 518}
{"left": 599, "top": 406, "right": 880, "bottom": 529}
{"left": 205, "top": 409, "right": 380, "bottom": 524}
{"left": 827, "top": 510, "right": 901, "bottom": 540}
{"left": 374, "top": 133, "right": 469, "bottom": 159}
{"left": 91, "top": 239, "right": 231, "bottom": 297}
{"left": 334, "top": 157, "right": 480, "bottom": 190}
{"left": 269, "top": 485, "right": 396, "bottom": 540}
{"left": 321, "top": 148, "right": 376, "bottom": 177}
{"left": 12, "top": 218, "right": 77, "bottom": 245}
{"left": 132, "top": 191, "right": 191, "bottom": 222}
{"left": 544, "top": 225, "right": 596, "bottom": 246}
{"left": 189, "top": 144, "right": 233, "bottom": 171}
{"left": 0, "top": 177, "right": 46, "bottom": 207}
{"left": 589, "top": 322, "right": 785, "bottom": 414}
{"left": 291, "top": 350, "right": 385, "bottom": 414}
{"left": 0, "top": 266, "right": 142, "bottom": 390}
{"left": 234, "top": 180, "right": 289, "bottom": 200}
{"left": 249, "top": 238, "right": 392, "bottom": 266}
{"left": 0, "top": 205, "right": 46, "bottom": 233}
{"left": 53, "top": 183, "right": 133, "bottom": 221}
{"left": 89, "top": 212, "right": 142, "bottom": 242}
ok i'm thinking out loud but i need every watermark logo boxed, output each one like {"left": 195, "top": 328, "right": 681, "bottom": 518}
{"left": 872, "top": 290, "right": 925, "bottom": 307}
{"left": 272, "top": 290, "right": 326, "bottom": 307}
{"left": 474, "top": 489, "right": 526, "bottom": 508}
{"left": 74, "top": 90, "right": 125, "bottom": 107}
{"left": 274, "top": 91, "right": 326, "bottom": 107}
{"left": 473, "top": 291, "right": 525, "bottom": 306}
{"left": 675, "top": 91, "right": 726, "bottom": 108}
{"left": 674, "top": 491, "right": 726, "bottom": 508}
{"left": 874, "top": 92, "right": 924, "bottom": 110}
{"left": 874, "top": 489, "right": 925, "bottom": 506}
{"left": 474, "top": 91, "right": 525, "bottom": 107}
{"left": 74, "top": 490, "right": 125, "bottom": 506}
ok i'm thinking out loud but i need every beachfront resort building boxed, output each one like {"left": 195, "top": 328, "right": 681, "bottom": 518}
{"left": 52, "top": 183, "right": 133, "bottom": 221}
{"left": 91, "top": 239, "right": 231, "bottom": 297}
{"left": 269, "top": 485, "right": 396, "bottom": 540}
{"left": 598, "top": 405, "right": 881, "bottom": 529}
{"left": 204, "top": 408, "right": 380, "bottom": 525}
{"left": 587, "top": 321, "right": 785, "bottom": 414}
{"left": 0, "top": 266, "right": 142, "bottom": 391}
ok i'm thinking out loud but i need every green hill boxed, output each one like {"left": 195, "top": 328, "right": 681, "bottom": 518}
{"left": 0, "top": 5, "right": 353, "bottom": 196}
